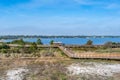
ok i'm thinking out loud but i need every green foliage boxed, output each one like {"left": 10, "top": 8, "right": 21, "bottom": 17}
{"left": 86, "top": 40, "right": 93, "bottom": 45}
{"left": 29, "top": 42, "right": 38, "bottom": 53}
{"left": 36, "top": 38, "right": 42, "bottom": 45}
{"left": 104, "top": 42, "right": 120, "bottom": 48}
{"left": 104, "top": 42, "right": 120, "bottom": 46}
{"left": 50, "top": 40, "right": 54, "bottom": 45}
{"left": 0, "top": 44, "right": 10, "bottom": 49}
{"left": 0, "top": 43, "right": 10, "bottom": 53}
{"left": 1, "top": 49, "right": 8, "bottom": 53}
{"left": 11, "top": 39, "right": 25, "bottom": 45}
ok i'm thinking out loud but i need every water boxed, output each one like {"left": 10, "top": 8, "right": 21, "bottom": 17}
{"left": 3, "top": 37, "right": 120, "bottom": 45}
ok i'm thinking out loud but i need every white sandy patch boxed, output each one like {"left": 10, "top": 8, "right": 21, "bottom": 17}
{"left": 67, "top": 62, "right": 120, "bottom": 76}
{"left": 6, "top": 68, "right": 28, "bottom": 80}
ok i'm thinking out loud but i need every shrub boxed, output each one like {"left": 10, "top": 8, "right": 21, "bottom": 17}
{"left": 50, "top": 40, "right": 54, "bottom": 45}
{"left": 86, "top": 40, "right": 93, "bottom": 45}
{"left": 36, "top": 38, "right": 43, "bottom": 45}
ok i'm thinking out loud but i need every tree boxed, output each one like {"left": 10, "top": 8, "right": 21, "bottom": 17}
{"left": 29, "top": 42, "right": 38, "bottom": 53}
{"left": 50, "top": 40, "right": 54, "bottom": 45}
{"left": 11, "top": 39, "right": 25, "bottom": 45}
{"left": 36, "top": 38, "right": 42, "bottom": 45}
{"left": 86, "top": 40, "right": 93, "bottom": 45}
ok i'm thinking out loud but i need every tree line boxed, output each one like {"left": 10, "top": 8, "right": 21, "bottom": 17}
{"left": 0, "top": 35, "right": 120, "bottom": 39}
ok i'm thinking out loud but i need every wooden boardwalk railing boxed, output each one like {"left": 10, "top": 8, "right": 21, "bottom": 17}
{"left": 58, "top": 46, "right": 74, "bottom": 58}
{"left": 58, "top": 46, "right": 120, "bottom": 60}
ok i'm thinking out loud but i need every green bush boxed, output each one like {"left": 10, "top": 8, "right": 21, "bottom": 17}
{"left": 11, "top": 39, "right": 25, "bottom": 45}
{"left": 86, "top": 40, "right": 93, "bottom": 45}
{"left": 0, "top": 44, "right": 10, "bottom": 49}
{"left": 36, "top": 38, "right": 43, "bottom": 45}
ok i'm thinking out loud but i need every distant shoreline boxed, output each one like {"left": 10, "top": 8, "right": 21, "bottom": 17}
{"left": 0, "top": 35, "right": 120, "bottom": 40}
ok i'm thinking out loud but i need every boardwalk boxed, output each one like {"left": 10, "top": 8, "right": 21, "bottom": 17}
{"left": 58, "top": 46, "right": 120, "bottom": 60}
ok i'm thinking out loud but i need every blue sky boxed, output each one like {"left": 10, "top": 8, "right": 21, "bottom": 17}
{"left": 0, "top": 0, "right": 120, "bottom": 35}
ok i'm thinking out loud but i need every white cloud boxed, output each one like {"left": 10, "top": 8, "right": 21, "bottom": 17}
{"left": 105, "top": 3, "right": 120, "bottom": 9}
{"left": 74, "top": 0, "right": 120, "bottom": 10}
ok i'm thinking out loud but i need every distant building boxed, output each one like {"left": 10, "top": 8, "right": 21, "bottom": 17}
{"left": 53, "top": 42, "right": 64, "bottom": 46}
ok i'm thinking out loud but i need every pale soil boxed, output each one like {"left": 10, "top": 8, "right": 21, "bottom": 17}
{"left": 0, "top": 58, "right": 120, "bottom": 80}
{"left": 67, "top": 62, "right": 120, "bottom": 76}
{"left": 6, "top": 68, "right": 28, "bottom": 80}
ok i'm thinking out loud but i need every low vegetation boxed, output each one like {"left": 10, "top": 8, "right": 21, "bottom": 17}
{"left": 0, "top": 39, "right": 120, "bottom": 58}
{"left": 0, "top": 39, "right": 66, "bottom": 58}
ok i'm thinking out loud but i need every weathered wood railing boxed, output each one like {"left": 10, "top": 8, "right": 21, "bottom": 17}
{"left": 58, "top": 46, "right": 120, "bottom": 60}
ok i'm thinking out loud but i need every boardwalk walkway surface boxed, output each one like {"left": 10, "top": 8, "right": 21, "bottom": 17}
{"left": 58, "top": 46, "right": 120, "bottom": 60}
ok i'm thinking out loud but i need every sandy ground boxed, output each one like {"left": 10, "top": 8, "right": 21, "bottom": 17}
{"left": 0, "top": 58, "right": 120, "bottom": 80}
{"left": 67, "top": 62, "right": 120, "bottom": 76}
{"left": 6, "top": 68, "right": 28, "bottom": 80}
